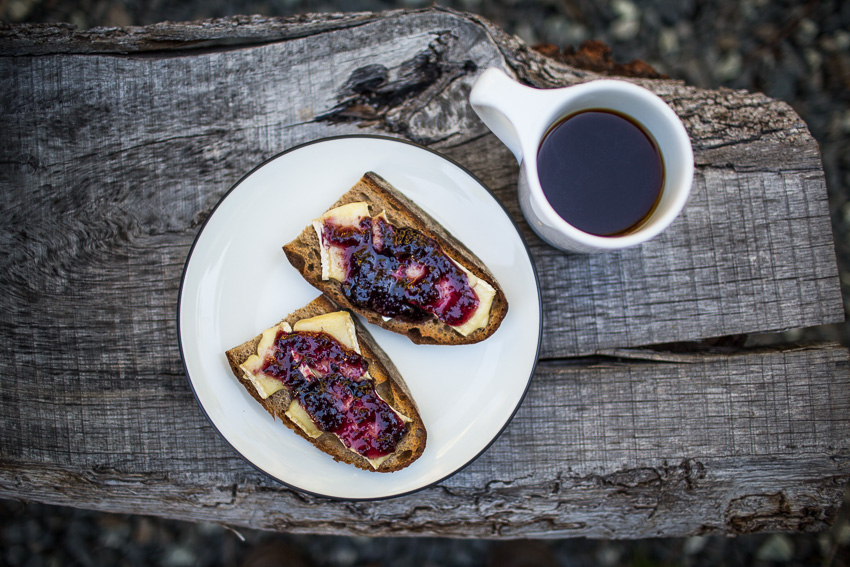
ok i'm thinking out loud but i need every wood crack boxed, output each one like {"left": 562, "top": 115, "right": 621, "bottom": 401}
{"left": 313, "top": 29, "right": 478, "bottom": 144}
{"left": 695, "top": 128, "right": 788, "bottom": 151}
{"left": 537, "top": 342, "right": 843, "bottom": 365}
{"left": 0, "top": 13, "right": 389, "bottom": 56}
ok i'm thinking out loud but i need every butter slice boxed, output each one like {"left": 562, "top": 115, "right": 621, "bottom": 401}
{"left": 313, "top": 202, "right": 370, "bottom": 281}
{"left": 239, "top": 322, "right": 292, "bottom": 399}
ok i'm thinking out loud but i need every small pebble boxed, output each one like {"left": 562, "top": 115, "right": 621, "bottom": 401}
{"left": 840, "top": 110, "right": 850, "bottom": 134}
{"left": 611, "top": 0, "right": 641, "bottom": 41}
{"left": 612, "top": 0, "right": 640, "bottom": 21}
{"left": 329, "top": 545, "right": 357, "bottom": 566}
{"left": 796, "top": 18, "right": 819, "bottom": 43}
{"left": 562, "top": 23, "right": 588, "bottom": 46}
{"left": 683, "top": 535, "right": 708, "bottom": 555}
{"left": 514, "top": 21, "right": 538, "bottom": 45}
{"left": 804, "top": 48, "right": 823, "bottom": 73}
{"left": 838, "top": 520, "right": 850, "bottom": 546}
{"left": 197, "top": 522, "right": 224, "bottom": 536}
{"left": 611, "top": 18, "right": 640, "bottom": 41}
{"left": 756, "top": 534, "right": 794, "bottom": 562}
{"left": 658, "top": 27, "right": 679, "bottom": 55}
{"left": 70, "top": 10, "right": 88, "bottom": 29}
{"left": 543, "top": 15, "right": 571, "bottom": 45}
{"left": 820, "top": 30, "right": 850, "bottom": 53}
{"left": 714, "top": 51, "right": 742, "bottom": 82}
{"left": 5, "top": 0, "right": 36, "bottom": 21}
{"left": 105, "top": 3, "right": 133, "bottom": 27}
{"left": 162, "top": 545, "right": 197, "bottom": 567}
{"left": 596, "top": 545, "right": 621, "bottom": 566}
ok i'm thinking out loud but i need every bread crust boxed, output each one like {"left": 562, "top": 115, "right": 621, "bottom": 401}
{"left": 282, "top": 172, "right": 508, "bottom": 345}
{"left": 224, "top": 295, "right": 427, "bottom": 473}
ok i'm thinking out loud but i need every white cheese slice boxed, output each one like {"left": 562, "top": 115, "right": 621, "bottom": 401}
{"left": 366, "top": 453, "right": 393, "bottom": 469}
{"left": 239, "top": 322, "right": 292, "bottom": 399}
{"left": 447, "top": 257, "right": 498, "bottom": 337}
{"left": 285, "top": 400, "right": 322, "bottom": 439}
{"left": 322, "top": 202, "right": 371, "bottom": 226}
{"left": 293, "top": 311, "right": 360, "bottom": 354}
{"left": 313, "top": 202, "right": 371, "bottom": 281}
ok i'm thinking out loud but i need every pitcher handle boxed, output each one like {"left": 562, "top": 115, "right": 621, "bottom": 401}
{"left": 469, "top": 68, "right": 548, "bottom": 163}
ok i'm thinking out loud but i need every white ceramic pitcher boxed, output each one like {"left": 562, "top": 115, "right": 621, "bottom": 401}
{"left": 469, "top": 67, "right": 694, "bottom": 253}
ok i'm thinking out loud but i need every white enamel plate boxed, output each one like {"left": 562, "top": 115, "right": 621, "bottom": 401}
{"left": 178, "top": 136, "right": 541, "bottom": 499}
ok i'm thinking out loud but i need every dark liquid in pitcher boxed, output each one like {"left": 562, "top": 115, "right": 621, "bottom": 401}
{"left": 537, "top": 110, "right": 664, "bottom": 237}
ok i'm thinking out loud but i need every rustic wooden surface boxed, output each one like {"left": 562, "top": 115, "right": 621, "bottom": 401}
{"left": 0, "top": 8, "right": 847, "bottom": 538}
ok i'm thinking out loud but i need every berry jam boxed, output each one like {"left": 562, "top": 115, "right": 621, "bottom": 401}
{"left": 260, "top": 330, "right": 406, "bottom": 459}
{"left": 322, "top": 215, "right": 479, "bottom": 326}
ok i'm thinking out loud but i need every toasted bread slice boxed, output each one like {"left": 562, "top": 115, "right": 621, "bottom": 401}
{"left": 225, "top": 295, "right": 426, "bottom": 473}
{"left": 283, "top": 172, "right": 508, "bottom": 345}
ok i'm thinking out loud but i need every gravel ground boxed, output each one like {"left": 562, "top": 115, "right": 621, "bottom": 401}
{"left": 2, "top": 0, "right": 849, "bottom": 565}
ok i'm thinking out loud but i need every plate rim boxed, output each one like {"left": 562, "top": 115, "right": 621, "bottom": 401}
{"left": 176, "top": 134, "right": 543, "bottom": 501}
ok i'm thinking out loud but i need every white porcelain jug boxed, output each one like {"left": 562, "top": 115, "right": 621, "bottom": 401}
{"left": 469, "top": 67, "right": 694, "bottom": 253}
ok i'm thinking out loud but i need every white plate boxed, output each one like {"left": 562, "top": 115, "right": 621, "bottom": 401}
{"left": 178, "top": 136, "right": 541, "bottom": 499}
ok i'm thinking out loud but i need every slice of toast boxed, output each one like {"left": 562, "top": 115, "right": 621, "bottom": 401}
{"left": 225, "top": 295, "right": 426, "bottom": 473}
{"left": 283, "top": 172, "right": 508, "bottom": 345}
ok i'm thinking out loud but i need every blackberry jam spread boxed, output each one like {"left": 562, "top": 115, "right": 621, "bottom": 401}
{"left": 261, "top": 330, "right": 406, "bottom": 459}
{"left": 322, "top": 215, "right": 480, "bottom": 326}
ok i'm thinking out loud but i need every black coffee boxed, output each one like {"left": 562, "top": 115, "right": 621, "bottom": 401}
{"left": 537, "top": 109, "right": 664, "bottom": 237}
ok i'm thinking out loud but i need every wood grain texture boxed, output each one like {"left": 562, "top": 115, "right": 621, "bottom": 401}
{"left": 0, "top": 13, "right": 386, "bottom": 55}
{"left": 2, "top": 346, "right": 847, "bottom": 538}
{"left": 0, "top": 9, "right": 841, "bottom": 356}
{"left": 0, "top": 9, "right": 847, "bottom": 537}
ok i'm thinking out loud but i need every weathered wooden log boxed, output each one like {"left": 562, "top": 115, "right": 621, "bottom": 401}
{"left": 2, "top": 346, "right": 847, "bottom": 538}
{"left": 0, "top": 8, "right": 846, "bottom": 538}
